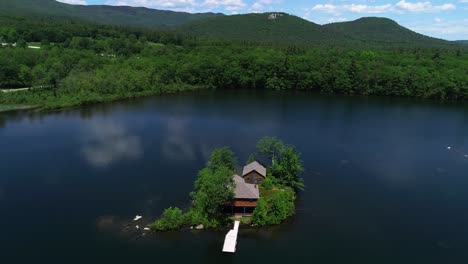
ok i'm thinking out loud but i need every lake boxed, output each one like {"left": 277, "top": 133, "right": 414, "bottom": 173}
{"left": 1, "top": 90, "right": 468, "bottom": 263}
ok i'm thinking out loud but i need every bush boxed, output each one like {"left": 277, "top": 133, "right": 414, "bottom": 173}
{"left": 252, "top": 185, "right": 295, "bottom": 226}
{"left": 251, "top": 198, "right": 268, "bottom": 225}
{"left": 150, "top": 207, "right": 186, "bottom": 231}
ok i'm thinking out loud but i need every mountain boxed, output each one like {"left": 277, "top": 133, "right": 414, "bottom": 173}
{"left": 323, "top": 17, "right": 450, "bottom": 46}
{"left": 176, "top": 13, "right": 344, "bottom": 44}
{"left": 0, "top": 1, "right": 461, "bottom": 48}
{"left": 178, "top": 14, "right": 454, "bottom": 47}
{"left": 455, "top": 40, "right": 468, "bottom": 45}
{"left": 0, "top": 0, "right": 222, "bottom": 28}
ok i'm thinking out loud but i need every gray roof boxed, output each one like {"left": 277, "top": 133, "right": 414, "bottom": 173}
{"left": 242, "top": 161, "right": 266, "bottom": 177}
{"left": 233, "top": 175, "right": 260, "bottom": 199}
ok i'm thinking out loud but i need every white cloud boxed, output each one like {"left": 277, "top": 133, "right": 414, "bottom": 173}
{"left": 395, "top": 0, "right": 456, "bottom": 12}
{"left": 57, "top": 0, "right": 87, "bottom": 4}
{"left": 406, "top": 18, "right": 468, "bottom": 39}
{"left": 434, "top": 17, "right": 442, "bottom": 22}
{"left": 105, "top": 0, "right": 198, "bottom": 11}
{"left": 250, "top": 2, "right": 264, "bottom": 12}
{"left": 349, "top": 4, "right": 393, "bottom": 13}
{"left": 107, "top": 0, "right": 248, "bottom": 13}
{"left": 202, "top": 0, "right": 247, "bottom": 12}
{"left": 308, "top": 1, "right": 456, "bottom": 15}
{"left": 310, "top": 3, "right": 392, "bottom": 14}
{"left": 327, "top": 17, "right": 348, "bottom": 23}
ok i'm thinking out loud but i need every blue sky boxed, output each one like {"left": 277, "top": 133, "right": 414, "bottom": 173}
{"left": 58, "top": 0, "right": 468, "bottom": 40}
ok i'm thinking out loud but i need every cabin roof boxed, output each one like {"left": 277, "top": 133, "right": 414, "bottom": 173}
{"left": 242, "top": 161, "right": 266, "bottom": 177}
{"left": 233, "top": 175, "right": 260, "bottom": 199}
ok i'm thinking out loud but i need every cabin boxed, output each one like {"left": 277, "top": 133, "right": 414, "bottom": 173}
{"left": 231, "top": 161, "right": 267, "bottom": 216}
{"left": 242, "top": 161, "right": 267, "bottom": 184}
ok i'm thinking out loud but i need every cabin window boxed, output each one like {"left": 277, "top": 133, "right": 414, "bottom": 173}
{"left": 253, "top": 178, "right": 258, "bottom": 184}
{"left": 246, "top": 177, "right": 250, "bottom": 181}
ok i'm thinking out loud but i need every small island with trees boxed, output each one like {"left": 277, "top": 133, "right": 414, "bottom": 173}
{"left": 150, "top": 136, "right": 304, "bottom": 231}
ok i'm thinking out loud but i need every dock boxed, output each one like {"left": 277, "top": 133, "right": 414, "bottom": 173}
{"left": 222, "top": 221, "right": 240, "bottom": 253}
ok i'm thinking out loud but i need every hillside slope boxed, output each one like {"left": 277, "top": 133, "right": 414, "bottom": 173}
{"left": 0, "top": 0, "right": 222, "bottom": 28}
{"left": 323, "top": 17, "right": 450, "bottom": 46}
{"left": 177, "top": 13, "right": 347, "bottom": 44}
{"left": 178, "top": 14, "right": 457, "bottom": 47}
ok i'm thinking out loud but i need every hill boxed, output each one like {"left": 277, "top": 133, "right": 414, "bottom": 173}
{"left": 323, "top": 17, "right": 451, "bottom": 47}
{"left": 178, "top": 14, "right": 456, "bottom": 47}
{"left": 0, "top": 1, "right": 462, "bottom": 48}
{"left": 0, "top": 0, "right": 222, "bottom": 28}
{"left": 176, "top": 12, "right": 346, "bottom": 44}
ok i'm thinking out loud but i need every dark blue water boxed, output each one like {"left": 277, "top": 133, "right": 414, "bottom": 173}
{"left": 1, "top": 90, "right": 468, "bottom": 263}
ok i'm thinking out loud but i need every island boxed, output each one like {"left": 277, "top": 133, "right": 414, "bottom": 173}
{"left": 150, "top": 136, "right": 304, "bottom": 231}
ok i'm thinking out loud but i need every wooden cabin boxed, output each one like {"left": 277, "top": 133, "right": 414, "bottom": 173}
{"left": 242, "top": 161, "right": 267, "bottom": 184}
{"left": 232, "top": 161, "right": 267, "bottom": 216}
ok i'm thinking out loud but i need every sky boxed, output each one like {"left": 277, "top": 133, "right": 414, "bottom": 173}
{"left": 57, "top": 0, "right": 468, "bottom": 40}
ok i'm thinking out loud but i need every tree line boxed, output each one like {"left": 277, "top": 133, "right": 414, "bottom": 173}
{"left": 0, "top": 16, "right": 467, "bottom": 111}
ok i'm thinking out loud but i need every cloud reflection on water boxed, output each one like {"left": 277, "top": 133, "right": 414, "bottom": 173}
{"left": 82, "top": 120, "right": 142, "bottom": 167}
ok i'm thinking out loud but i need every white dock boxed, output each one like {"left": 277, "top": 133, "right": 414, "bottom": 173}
{"left": 222, "top": 221, "right": 240, "bottom": 253}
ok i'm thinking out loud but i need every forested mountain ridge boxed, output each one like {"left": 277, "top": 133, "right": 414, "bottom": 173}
{"left": 0, "top": 0, "right": 223, "bottom": 28}
{"left": 175, "top": 13, "right": 345, "bottom": 45}
{"left": 176, "top": 14, "right": 459, "bottom": 48}
{"left": 323, "top": 17, "right": 450, "bottom": 47}
{"left": 0, "top": 0, "right": 462, "bottom": 48}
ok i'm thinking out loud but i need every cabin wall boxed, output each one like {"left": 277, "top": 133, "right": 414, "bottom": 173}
{"left": 233, "top": 199, "right": 258, "bottom": 207}
{"left": 243, "top": 171, "right": 265, "bottom": 184}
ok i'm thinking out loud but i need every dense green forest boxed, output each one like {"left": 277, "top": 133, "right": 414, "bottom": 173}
{"left": 177, "top": 14, "right": 457, "bottom": 48}
{"left": 0, "top": 16, "right": 467, "bottom": 111}
{"left": 0, "top": 0, "right": 221, "bottom": 28}
{"left": 1, "top": 0, "right": 462, "bottom": 47}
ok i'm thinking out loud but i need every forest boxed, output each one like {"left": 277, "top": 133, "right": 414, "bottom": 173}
{"left": 0, "top": 16, "right": 467, "bottom": 111}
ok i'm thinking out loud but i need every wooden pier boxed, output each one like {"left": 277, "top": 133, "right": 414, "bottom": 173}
{"left": 222, "top": 221, "right": 240, "bottom": 253}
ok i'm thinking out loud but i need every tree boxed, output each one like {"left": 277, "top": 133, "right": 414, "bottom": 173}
{"left": 150, "top": 207, "right": 186, "bottom": 231}
{"left": 247, "top": 153, "right": 256, "bottom": 164}
{"left": 252, "top": 187, "right": 295, "bottom": 226}
{"left": 271, "top": 145, "right": 305, "bottom": 190}
{"left": 16, "top": 38, "right": 27, "bottom": 48}
{"left": 256, "top": 137, "right": 305, "bottom": 190}
{"left": 191, "top": 166, "right": 235, "bottom": 226}
{"left": 256, "top": 136, "right": 284, "bottom": 165}
{"left": 251, "top": 198, "right": 268, "bottom": 225}
{"left": 206, "top": 146, "right": 237, "bottom": 172}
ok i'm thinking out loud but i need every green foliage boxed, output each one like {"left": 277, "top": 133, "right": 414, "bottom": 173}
{"left": 150, "top": 207, "right": 186, "bottom": 231}
{"left": 259, "top": 176, "right": 278, "bottom": 191}
{"left": 0, "top": 16, "right": 467, "bottom": 112}
{"left": 247, "top": 153, "right": 256, "bottom": 164}
{"left": 0, "top": 0, "right": 221, "bottom": 29}
{"left": 185, "top": 147, "right": 237, "bottom": 227}
{"left": 256, "top": 137, "right": 305, "bottom": 190}
{"left": 191, "top": 166, "right": 235, "bottom": 226}
{"left": 271, "top": 146, "right": 305, "bottom": 190}
{"left": 256, "top": 136, "right": 285, "bottom": 164}
{"left": 251, "top": 198, "right": 269, "bottom": 226}
{"left": 16, "top": 39, "right": 27, "bottom": 48}
{"left": 177, "top": 13, "right": 459, "bottom": 48}
{"left": 252, "top": 185, "right": 295, "bottom": 226}
{"left": 206, "top": 146, "right": 237, "bottom": 172}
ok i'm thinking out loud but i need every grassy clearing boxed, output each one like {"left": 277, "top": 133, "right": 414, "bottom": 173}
{"left": 0, "top": 104, "right": 37, "bottom": 113}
